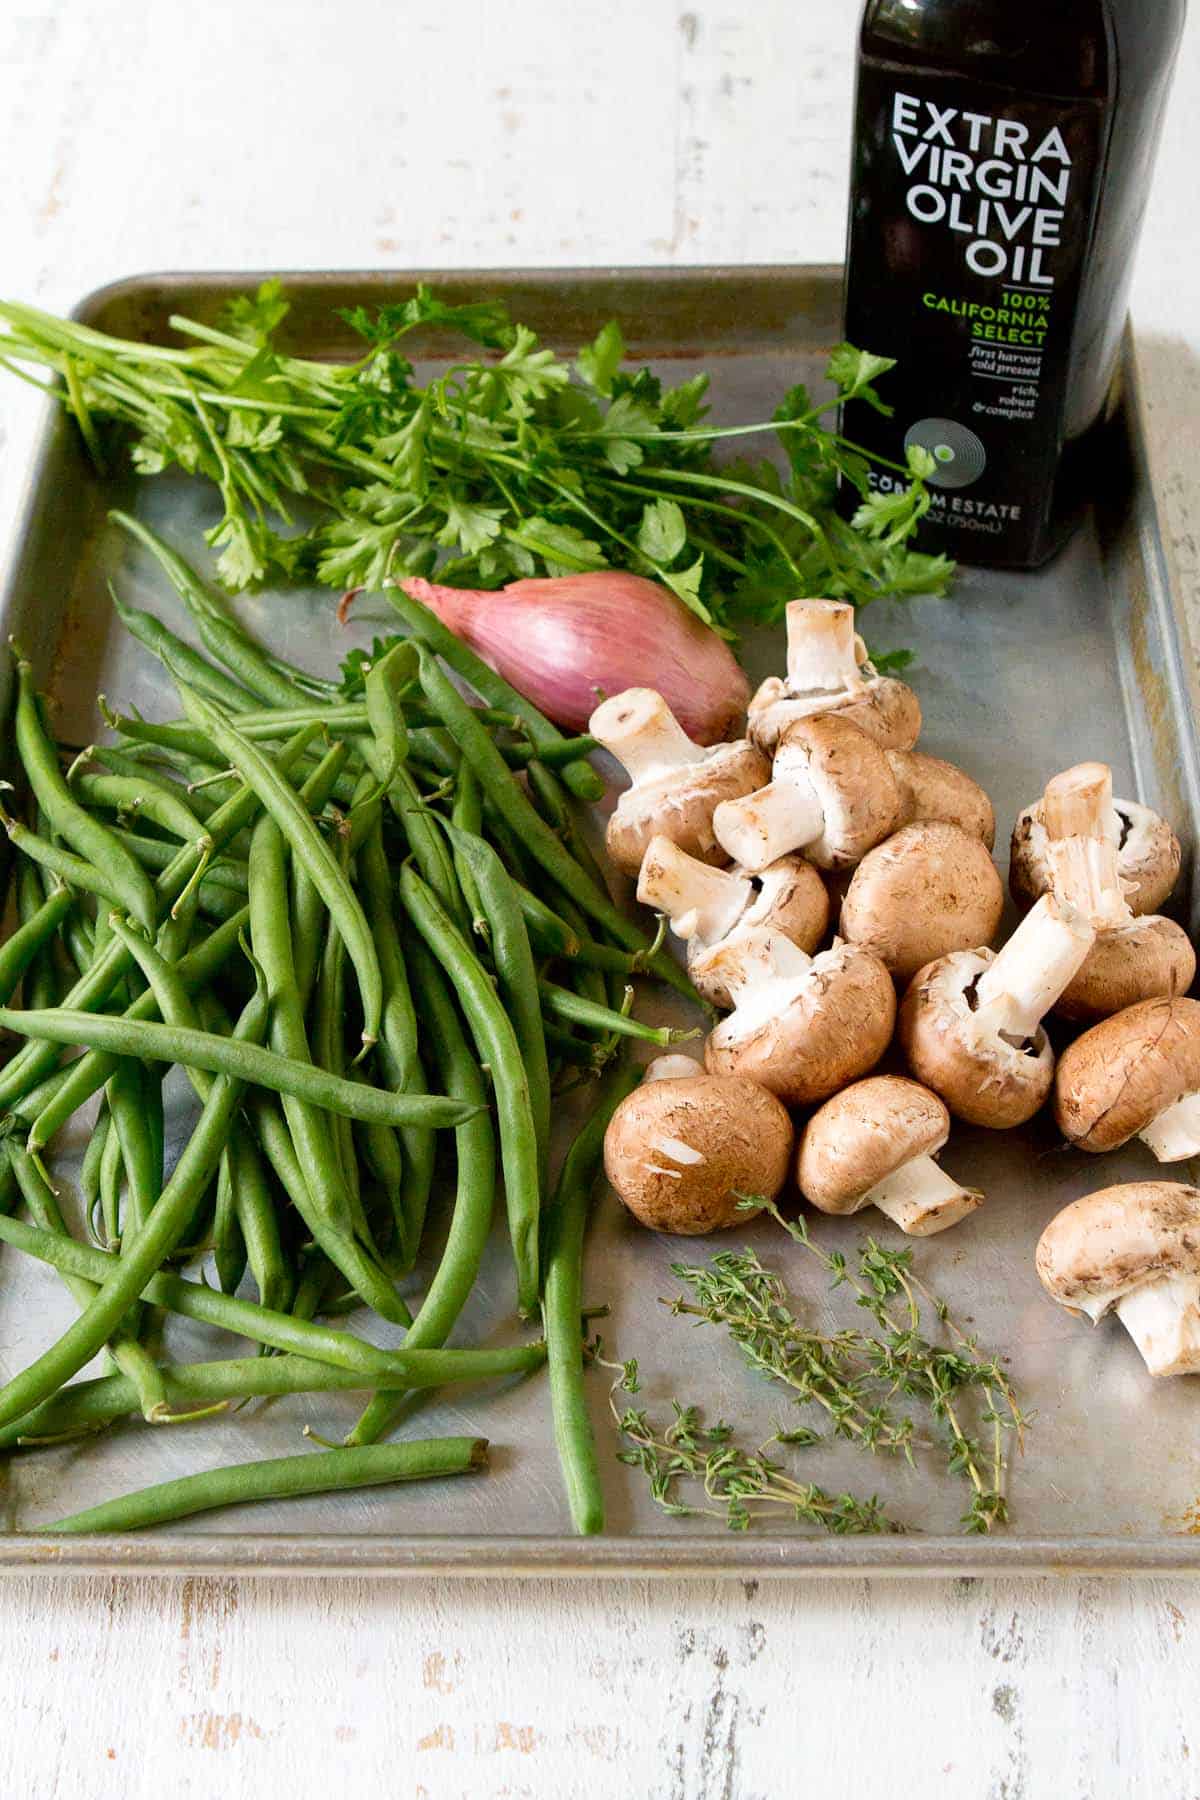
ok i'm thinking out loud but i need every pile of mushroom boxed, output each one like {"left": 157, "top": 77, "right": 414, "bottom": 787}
{"left": 592, "top": 614, "right": 1200, "bottom": 1378}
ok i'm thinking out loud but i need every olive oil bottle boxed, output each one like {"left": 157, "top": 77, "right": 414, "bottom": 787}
{"left": 843, "top": 0, "right": 1186, "bottom": 567}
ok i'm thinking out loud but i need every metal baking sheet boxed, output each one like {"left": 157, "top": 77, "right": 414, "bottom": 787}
{"left": 0, "top": 267, "right": 1198, "bottom": 1577}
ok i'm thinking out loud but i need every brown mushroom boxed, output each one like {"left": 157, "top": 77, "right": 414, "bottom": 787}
{"left": 886, "top": 749, "right": 995, "bottom": 849}
{"left": 603, "top": 1054, "right": 794, "bottom": 1234}
{"left": 747, "top": 599, "right": 921, "bottom": 754}
{"left": 697, "top": 926, "right": 896, "bottom": 1106}
{"left": 636, "top": 834, "right": 830, "bottom": 1008}
{"left": 1036, "top": 1182, "right": 1200, "bottom": 1376}
{"left": 1010, "top": 760, "right": 1181, "bottom": 917}
{"left": 839, "top": 821, "right": 1005, "bottom": 981}
{"left": 1053, "top": 995, "right": 1200, "bottom": 1160}
{"left": 1042, "top": 834, "right": 1195, "bottom": 1022}
{"left": 899, "top": 893, "right": 1096, "bottom": 1127}
{"left": 796, "top": 1076, "right": 982, "bottom": 1235}
{"left": 711, "top": 713, "right": 902, "bottom": 874}
{"left": 589, "top": 688, "right": 769, "bottom": 878}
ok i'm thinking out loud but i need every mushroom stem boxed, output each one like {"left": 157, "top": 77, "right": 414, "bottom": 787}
{"left": 643, "top": 1054, "right": 705, "bottom": 1083}
{"left": 1114, "top": 1272, "right": 1200, "bottom": 1376}
{"left": 637, "top": 838, "right": 751, "bottom": 942}
{"left": 590, "top": 688, "right": 708, "bottom": 785}
{"left": 861, "top": 1155, "right": 983, "bottom": 1236}
{"left": 1138, "top": 1090, "right": 1200, "bottom": 1162}
{"left": 1044, "top": 835, "right": 1132, "bottom": 930}
{"left": 693, "top": 926, "right": 812, "bottom": 1029}
{"left": 712, "top": 774, "right": 825, "bottom": 871}
{"left": 1043, "top": 762, "right": 1117, "bottom": 843}
{"left": 784, "top": 600, "right": 867, "bottom": 696}
{"left": 972, "top": 895, "right": 1095, "bottom": 1042}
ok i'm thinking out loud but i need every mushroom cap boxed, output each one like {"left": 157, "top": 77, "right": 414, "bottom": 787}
{"left": 605, "top": 739, "right": 769, "bottom": 878}
{"left": 886, "top": 749, "right": 995, "bottom": 849}
{"left": 704, "top": 940, "right": 896, "bottom": 1106}
{"left": 796, "top": 1076, "right": 950, "bottom": 1214}
{"left": 898, "top": 948, "right": 1055, "bottom": 1128}
{"left": 771, "top": 713, "right": 903, "bottom": 870}
{"left": 1055, "top": 916, "right": 1196, "bottom": 1024}
{"left": 685, "top": 856, "right": 831, "bottom": 1008}
{"left": 1036, "top": 1182, "right": 1200, "bottom": 1317}
{"left": 603, "top": 1070, "right": 794, "bottom": 1235}
{"left": 1054, "top": 996, "right": 1200, "bottom": 1152}
{"left": 839, "top": 822, "right": 1005, "bottom": 981}
{"left": 748, "top": 674, "right": 921, "bottom": 756}
{"left": 1010, "top": 797, "right": 1181, "bottom": 916}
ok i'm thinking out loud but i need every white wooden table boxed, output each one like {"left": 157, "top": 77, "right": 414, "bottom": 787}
{"left": 1, "top": 4, "right": 1199, "bottom": 1794}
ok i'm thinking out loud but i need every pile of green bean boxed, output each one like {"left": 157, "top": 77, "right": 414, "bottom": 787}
{"left": 0, "top": 516, "right": 697, "bottom": 1534}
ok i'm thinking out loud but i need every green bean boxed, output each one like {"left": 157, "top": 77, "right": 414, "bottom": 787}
{"left": 0, "top": 1213, "right": 412, "bottom": 1373}
{"left": 384, "top": 583, "right": 603, "bottom": 801}
{"left": 542, "top": 1021, "right": 607, "bottom": 1068}
{"left": 379, "top": 759, "right": 465, "bottom": 933}
{"left": 0, "top": 801, "right": 166, "bottom": 919}
{"left": 12, "top": 655, "right": 156, "bottom": 932}
{"left": 527, "top": 760, "right": 611, "bottom": 899}
{"left": 104, "top": 1059, "right": 164, "bottom": 1355}
{"left": 0, "top": 979, "right": 267, "bottom": 1430}
{"left": 112, "top": 511, "right": 336, "bottom": 700}
{"left": 286, "top": 742, "right": 352, "bottom": 1011}
{"left": 97, "top": 1107, "right": 125, "bottom": 1245}
{"left": 447, "top": 823, "right": 551, "bottom": 1188}
{"left": 110, "top": 592, "right": 260, "bottom": 712}
{"left": 414, "top": 648, "right": 696, "bottom": 1002}
{"left": 0, "top": 727, "right": 318, "bottom": 1112}
{"left": 114, "top": 830, "right": 247, "bottom": 916}
{"left": 102, "top": 832, "right": 251, "bottom": 897}
{"left": 41, "top": 1435, "right": 488, "bottom": 1533}
{"left": 538, "top": 980, "right": 687, "bottom": 1046}
{"left": 79, "top": 1103, "right": 110, "bottom": 1234}
{"left": 241, "top": 1089, "right": 413, "bottom": 1329}
{"left": 401, "top": 863, "right": 540, "bottom": 1315}
{"left": 0, "top": 882, "right": 72, "bottom": 1004}
{"left": 25, "top": 904, "right": 250, "bottom": 1149}
{"left": 105, "top": 1057, "right": 160, "bottom": 1236}
{"left": 177, "top": 703, "right": 373, "bottom": 741}
{"left": 289, "top": 1247, "right": 332, "bottom": 1325}
{"left": 5, "top": 1141, "right": 168, "bottom": 1423}
{"left": 543, "top": 1061, "right": 639, "bottom": 1535}
{"left": 2, "top": 1004, "right": 475, "bottom": 1129}
{"left": 248, "top": 811, "right": 359, "bottom": 1237}
{"left": 450, "top": 764, "right": 488, "bottom": 938}
{"left": 68, "top": 763, "right": 208, "bottom": 845}
{"left": 358, "top": 816, "right": 434, "bottom": 1264}
{"left": 347, "top": 933, "right": 497, "bottom": 1446}
{"left": 222, "top": 1114, "right": 291, "bottom": 1315}
{"left": 0, "top": 1343, "right": 545, "bottom": 1448}
{"left": 406, "top": 726, "right": 461, "bottom": 777}
{"left": 355, "top": 1118, "right": 406, "bottom": 1260}
{"left": 363, "top": 639, "right": 417, "bottom": 789}
{"left": 501, "top": 734, "right": 598, "bottom": 771}
{"left": 198, "top": 699, "right": 533, "bottom": 740}
{"left": 180, "top": 687, "right": 382, "bottom": 1048}
{"left": 56, "top": 897, "right": 97, "bottom": 978}
{"left": 207, "top": 1149, "right": 245, "bottom": 1300}
{"left": 311, "top": 823, "right": 375, "bottom": 1250}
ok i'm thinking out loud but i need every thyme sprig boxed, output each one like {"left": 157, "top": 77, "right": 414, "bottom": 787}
{"left": 665, "top": 1248, "right": 918, "bottom": 1459}
{"left": 604, "top": 1354, "right": 900, "bottom": 1535}
{"left": 609, "top": 1209, "right": 1028, "bottom": 1537}
{"left": 752, "top": 1200, "right": 1028, "bottom": 1534}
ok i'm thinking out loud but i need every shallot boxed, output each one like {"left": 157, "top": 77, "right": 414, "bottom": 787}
{"left": 395, "top": 573, "right": 750, "bottom": 745}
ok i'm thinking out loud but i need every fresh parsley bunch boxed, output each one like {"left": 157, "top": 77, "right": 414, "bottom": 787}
{"left": 0, "top": 282, "right": 952, "bottom": 634}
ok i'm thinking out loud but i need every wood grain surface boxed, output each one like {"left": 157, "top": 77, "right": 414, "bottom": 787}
{"left": 1, "top": 4, "right": 1199, "bottom": 1796}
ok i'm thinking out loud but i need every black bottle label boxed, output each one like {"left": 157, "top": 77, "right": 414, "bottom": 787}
{"left": 844, "top": 63, "right": 1106, "bottom": 566}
